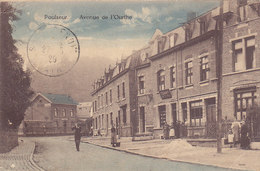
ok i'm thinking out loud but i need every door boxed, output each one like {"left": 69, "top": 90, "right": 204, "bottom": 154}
{"left": 171, "top": 103, "right": 177, "bottom": 124}
{"left": 206, "top": 104, "right": 216, "bottom": 138}
{"left": 140, "top": 107, "right": 145, "bottom": 133}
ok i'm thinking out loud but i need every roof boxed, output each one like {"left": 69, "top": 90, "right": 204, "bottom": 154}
{"left": 40, "top": 93, "right": 78, "bottom": 105}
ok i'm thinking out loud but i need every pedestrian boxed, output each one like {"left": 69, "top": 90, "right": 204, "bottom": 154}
{"left": 72, "top": 123, "right": 81, "bottom": 151}
{"left": 111, "top": 124, "right": 117, "bottom": 147}
{"left": 240, "top": 121, "right": 250, "bottom": 149}
{"left": 169, "top": 122, "right": 175, "bottom": 139}
{"left": 163, "top": 122, "right": 170, "bottom": 139}
{"left": 231, "top": 119, "right": 240, "bottom": 147}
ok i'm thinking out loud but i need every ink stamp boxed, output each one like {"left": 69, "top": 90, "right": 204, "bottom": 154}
{"left": 27, "top": 24, "right": 80, "bottom": 77}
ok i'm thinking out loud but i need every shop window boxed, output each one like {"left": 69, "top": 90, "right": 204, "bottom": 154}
{"left": 139, "top": 76, "right": 145, "bottom": 94}
{"left": 235, "top": 87, "right": 256, "bottom": 120}
{"left": 233, "top": 36, "right": 255, "bottom": 71}
{"left": 190, "top": 101, "right": 203, "bottom": 126}
{"left": 185, "top": 61, "right": 193, "bottom": 85}
{"left": 158, "top": 105, "right": 166, "bottom": 127}
{"left": 170, "top": 66, "right": 176, "bottom": 88}
{"left": 157, "top": 70, "right": 165, "bottom": 91}
{"left": 200, "top": 56, "right": 209, "bottom": 81}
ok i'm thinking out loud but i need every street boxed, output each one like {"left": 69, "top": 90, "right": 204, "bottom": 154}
{"left": 26, "top": 136, "right": 234, "bottom": 171}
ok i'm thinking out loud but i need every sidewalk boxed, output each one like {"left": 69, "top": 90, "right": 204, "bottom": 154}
{"left": 82, "top": 136, "right": 260, "bottom": 171}
{"left": 0, "top": 138, "right": 44, "bottom": 171}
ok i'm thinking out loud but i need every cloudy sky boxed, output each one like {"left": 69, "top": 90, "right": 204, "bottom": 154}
{"left": 12, "top": 1, "right": 219, "bottom": 64}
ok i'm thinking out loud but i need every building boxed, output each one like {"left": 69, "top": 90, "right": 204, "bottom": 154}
{"left": 220, "top": 0, "right": 260, "bottom": 141}
{"left": 77, "top": 102, "right": 93, "bottom": 135}
{"left": 23, "top": 93, "right": 78, "bottom": 135}
{"left": 92, "top": 0, "right": 260, "bottom": 140}
{"left": 91, "top": 55, "right": 141, "bottom": 137}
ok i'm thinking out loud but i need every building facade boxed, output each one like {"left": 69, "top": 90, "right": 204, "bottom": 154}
{"left": 92, "top": 0, "right": 260, "bottom": 140}
{"left": 24, "top": 93, "right": 78, "bottom": 135}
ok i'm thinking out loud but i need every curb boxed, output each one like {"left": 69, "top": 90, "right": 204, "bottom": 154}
{"left": 82, "top": 140, "right": 245, "bottom": 171}
{"left": 30, "top": 142, "right": 45, "bottom": 171}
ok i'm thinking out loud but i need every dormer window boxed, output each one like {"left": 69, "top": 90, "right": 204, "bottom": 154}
{"left": 200, "top": 21, "right": 206, "bottom": 35}
{"left": 158, "top": 41, "right": 163, "bottom": 53}
{"left": 185, "top": 27, "right": 192, "bottom": 42}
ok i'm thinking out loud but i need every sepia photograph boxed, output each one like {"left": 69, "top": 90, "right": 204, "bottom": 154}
{"left": 0, "top": 0, "right": 260, "bottom": 170}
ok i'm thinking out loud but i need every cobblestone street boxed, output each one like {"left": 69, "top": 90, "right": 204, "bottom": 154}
{"left": 0, "top": 139, "right": 43, "bottom": 171}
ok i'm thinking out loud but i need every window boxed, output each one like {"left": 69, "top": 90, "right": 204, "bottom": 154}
{"left": 159, "top": 105, "right": 166, "bottom": 127}
{"left": 185, "top": 28, "right": 192, "bottom": 41}
{"left": 233, "top": 36, "right": 255, "bottom": 71}
{"left": 122, "top": 106, "right": 127, "bottom": 124}
{"left": 158, "top": 41, "right": 163, "bottom": 53}
{"left": 200, "top": 56, "right": 209, "bottom": 81}
{"left": 110, "top": 89, "right": 112, "bottom": 104}
{"left": 117, "top": 85, "right": 120, "bottom": 100}
{"left": 190, "top": 101, "right": 203, "bottom": 126}
{"left": 70, "top": 109, "right": 74, "bottom": 117}
{"left": 200, "top": 21, "right": 206, "bottom": 35}
{"left": 54, "top": 108, "right": 58, "bottom": 117}
{"left": 170, "top": 66, "right": 176, "bottom": 88}
{"left": 101, "top": 94, "right": 103, "bottom": 107}
{"left": 102, "top": 114, "right": 104, "bottom": 129}
{"left": 157, "top": 70, "right": 165, "bottom": 91}
{"left": 95, "top": 118, "right": 98, "bottom": 129}
{"left": 105, "top": 92, "right": 108, "bottom": 105}
{"left": 98, "top": 96, "right": 100, "bottom": 109}
{"left": 169, "top": 35, "right": 175, "bottom": 47}
{"left": 110, "top": 112, "right": 113, "bottom": 127}
{"left": 94, "top": 100, "right": 97, "bottom": 112}
{"left": 185, "top": 61, "right": 193, "bottom": 85}
{"left": 62, "top": 109, "right": 66, "bottom": 117}
{"left": 139, "top": 76, "right": 145, "bottom": 94}
{"left": 238, "top": 0, "right": 247, "bottom": 21}
{"left": 122, "top": 82, "right": 125, "bottom": 98}
{"left": 235, "top": 87, "right": 256, "bottom": 120}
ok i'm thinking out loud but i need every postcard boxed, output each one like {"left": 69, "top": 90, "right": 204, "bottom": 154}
{"left": 0, "top": 0, "right": 260, "bottom": 171}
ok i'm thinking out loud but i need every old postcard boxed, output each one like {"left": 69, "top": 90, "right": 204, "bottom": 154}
{"left": 0, "top": 0, "right": 260, "bottom": 170}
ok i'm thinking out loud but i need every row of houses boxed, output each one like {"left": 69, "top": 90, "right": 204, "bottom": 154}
{"left": 91, "top": 0, "right": 260, "bottom": 141}
{"left": 21, "top": 93, "right": 92, "bottom": 135}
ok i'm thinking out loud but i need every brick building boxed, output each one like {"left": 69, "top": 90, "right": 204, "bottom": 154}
{"left": 92, "top": 0, "right": 260, "bottom": 139}
{"left": 220, "top": 0, "right": 260, "bottom": 140}
{"left": 24, "top": 93, "right": 78, "bottom": 135}
{"left": 91, "top": 55, "right": 141, "bottom": 137}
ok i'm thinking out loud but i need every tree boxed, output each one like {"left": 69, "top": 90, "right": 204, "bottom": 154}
{"left": 0, "top": 2, "right": 34, "bottom": 129}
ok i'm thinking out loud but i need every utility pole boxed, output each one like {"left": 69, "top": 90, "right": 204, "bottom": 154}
{"left": 216, "top": 0, "right": 224, "bottom": 153}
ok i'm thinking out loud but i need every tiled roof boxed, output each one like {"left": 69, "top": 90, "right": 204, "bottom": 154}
{"left": 41, "top": 93, "right": 78, "bottom": 105}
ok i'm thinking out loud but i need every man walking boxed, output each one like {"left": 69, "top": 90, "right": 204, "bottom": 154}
{"left": 72, "top": 123, "right": 81, "bottom": 151}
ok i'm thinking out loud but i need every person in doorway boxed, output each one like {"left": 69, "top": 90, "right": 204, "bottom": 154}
{"left": 111, "top": 124, "right": 117, "bottom": 147}
{"left": 231, "top": 119, "right": 240, "bottom": 147}
{"left": 163, "top": 122, "right": 170, "bottom": 139}
{"left": 72, "top": 123, "right": 82, "bottom": 151}
{"left": 240, "top": 121, "right": 250, "bottom": 149}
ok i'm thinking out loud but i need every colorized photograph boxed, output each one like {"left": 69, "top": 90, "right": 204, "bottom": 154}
{"left": 0, "top": 0, "right": 260, "bottom": 170}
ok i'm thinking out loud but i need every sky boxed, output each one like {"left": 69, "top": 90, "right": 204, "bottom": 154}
{"left": 11, "top": 1, "right": 219, "bottom": 65}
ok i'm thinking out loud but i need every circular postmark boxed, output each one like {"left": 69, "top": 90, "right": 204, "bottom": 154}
{"left": 27, "top": 24, "right": 80, "bottom": 77}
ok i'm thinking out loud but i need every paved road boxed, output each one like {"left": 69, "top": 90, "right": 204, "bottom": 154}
{"left": 28, "top": 136, "right": 235, "bottom": 171}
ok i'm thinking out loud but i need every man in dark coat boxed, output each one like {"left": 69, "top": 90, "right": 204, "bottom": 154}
{"left": 72, "top": 123, "right": 81, "bottom": 151}
{"left": 240, "top": 121, "right": 250, "bottom": 149}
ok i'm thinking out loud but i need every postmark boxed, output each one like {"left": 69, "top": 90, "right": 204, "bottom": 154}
{"left": 27, "top": 24, "right": 80, "bottom": 77}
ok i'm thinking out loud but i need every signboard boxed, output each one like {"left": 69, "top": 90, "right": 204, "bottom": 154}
{"left": 159, "top": 89, "right": 172, "bottom": 99}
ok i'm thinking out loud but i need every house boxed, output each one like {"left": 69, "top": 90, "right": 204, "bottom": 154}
{"left": 92, "top": 0, "right": 260, "bottom": 140}
{"left": 23, "top": 93, "right": 78, "bottom": 135}
{"left": 77, "top": 102, "right": 93, "bottom": 136}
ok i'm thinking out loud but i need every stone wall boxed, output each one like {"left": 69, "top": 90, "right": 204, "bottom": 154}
{"left": 0, "top": 129, "right": 18, "bottom": 153}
